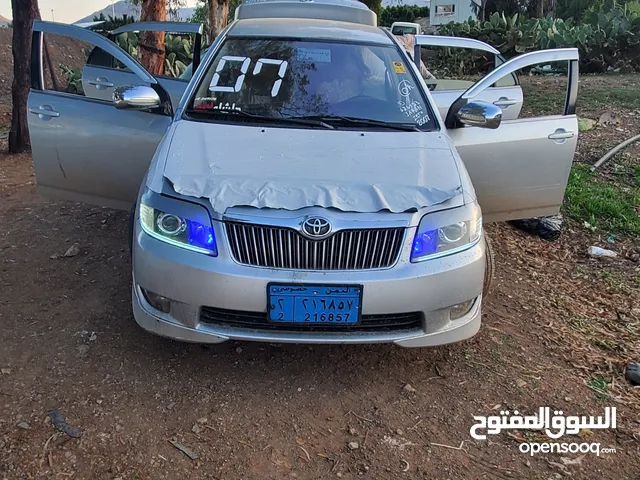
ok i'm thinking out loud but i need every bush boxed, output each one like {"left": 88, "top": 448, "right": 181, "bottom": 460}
{"left": 436, "top": 8, "right": 640, "bottom": 73}
{"left": 91, "top": 13, "right": 136, "bottom": 31}
{"left": 379, "top": 5, "right": 430, "bottom": 26}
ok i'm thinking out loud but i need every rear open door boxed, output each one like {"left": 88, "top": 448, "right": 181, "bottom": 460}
{"left": 412, "top": 35, "right": 523, "bottom": 120}
{"left": 445, "top": 48, "right": 579, "bottom": 222}
{"left": 29, "top": 21, "right": 174, "bottom": 209}
{"left": 82, "top": 21, "right": 203, "bottom": 107}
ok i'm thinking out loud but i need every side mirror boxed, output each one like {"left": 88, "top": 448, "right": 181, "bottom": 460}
{"left": 456, "top": 101, "right": 502, "bottom": 129}
{"left": 113, "top": 85, "right": 160, "bottom": 110}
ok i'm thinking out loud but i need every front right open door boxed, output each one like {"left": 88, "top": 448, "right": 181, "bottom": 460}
{"left": 446, "top": 48, "right": 579, "bottom": 222}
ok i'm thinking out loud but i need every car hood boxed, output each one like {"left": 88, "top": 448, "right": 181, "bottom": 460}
{"left": 163, "top": 121, "right": 462, "bottom": 214}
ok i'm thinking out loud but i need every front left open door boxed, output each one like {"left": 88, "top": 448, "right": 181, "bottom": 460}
{"left": 446, "top": 48, "right": 579, "bottom": 222}
{"left": 29, "top": 21, "right": 174, "bottom": 210}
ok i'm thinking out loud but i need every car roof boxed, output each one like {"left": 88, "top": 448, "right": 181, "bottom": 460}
{"left": 235, "top": 0, "right": 377, "bottom": 26}
{"left": 229, "top": 18, "right": 394, "bottom": 45}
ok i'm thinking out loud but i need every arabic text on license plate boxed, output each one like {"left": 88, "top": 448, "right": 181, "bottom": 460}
{"left": 268, "top": 284, "right": 361, "bottom": 324}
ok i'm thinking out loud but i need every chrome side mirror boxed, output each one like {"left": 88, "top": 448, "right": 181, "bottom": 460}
{"left": 113, "top": 85, "right": 161, "bottom": 110}
{"left": 456, "top": 101, "right": 502, "bottom": 129}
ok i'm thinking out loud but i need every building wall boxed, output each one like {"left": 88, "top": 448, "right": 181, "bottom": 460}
{"left": 430, "top": 0, "right": 478, "bottom": 25}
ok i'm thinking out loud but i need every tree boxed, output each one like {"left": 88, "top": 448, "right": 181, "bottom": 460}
{"left": 207, "top": 0, "right": 229, "bottom": 40}
{"left": 139, "top": 0, "right": 167, "bottom": 75}
{"left": 191, "top": 0, "right": 241, "bottom": 43}
{"left": 9, "top": 0, "right": 40, "bottom": 153}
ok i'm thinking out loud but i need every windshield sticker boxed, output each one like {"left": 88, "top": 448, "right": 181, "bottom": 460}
{"left": 296, "top": 48, "right": 332, "bottom": 63}
{"left": 194, "top": 98, "right": 242, "bottom": 111}
{"left": 392, "top": 61, "right": 407, "bottom": 74}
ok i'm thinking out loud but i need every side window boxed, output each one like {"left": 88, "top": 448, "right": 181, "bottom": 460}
{"left": 41, "top": 32, "right": 148, "bottom": 102}
{"left": 42, "top": 32, "right": 118, "bottom": 98}
{"left": 100, "top": 31, "right": 199, "bottom": 80}
{"left": 416, "top": 45, "right": 516, "bottom": 91}
{"left": 515, "top": 60, "right": 571, "bottom": 119}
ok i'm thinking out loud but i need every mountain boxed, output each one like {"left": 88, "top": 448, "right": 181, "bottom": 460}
{"left": 0, "top": 15, "right": 10, "bottom": 27}
{"left": 75, "top": 1, "right": 194, "bottom": 24}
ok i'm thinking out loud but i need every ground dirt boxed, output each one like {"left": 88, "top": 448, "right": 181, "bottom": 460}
{"left": 0, "top": 69, "right": 639, "bottom": 478}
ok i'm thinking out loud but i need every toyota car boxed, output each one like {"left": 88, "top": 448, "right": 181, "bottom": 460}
{"left": 28, "top": 0, "right": 579, "bottom": 346}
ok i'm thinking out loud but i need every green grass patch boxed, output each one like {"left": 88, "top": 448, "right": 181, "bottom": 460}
{"left": 564, "top": 164, "right": 640, "bottom": 236}
{"left": 578, "top": 87, "right": 640, "bottom": 111}
{"left": 587, "top": 376, "right": 611, "bottom": 401}
{"left": 522, "top": 82, "right": 640, "bottom": 116}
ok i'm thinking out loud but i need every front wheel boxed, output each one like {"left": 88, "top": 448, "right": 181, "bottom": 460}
{"left": 483, "top": 233, "right": 495, "bottom": 297}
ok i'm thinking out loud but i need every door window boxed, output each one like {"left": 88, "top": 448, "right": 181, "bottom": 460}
{"left": 87, "top": 31, "right": 200, "bottom": 81}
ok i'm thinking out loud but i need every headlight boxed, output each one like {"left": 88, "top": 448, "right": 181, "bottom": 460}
{"left": 411, "top": 202, "right": 482, "bottom": 262}
{"left": 139, "top": 201, "right": 217, "bottom": 256}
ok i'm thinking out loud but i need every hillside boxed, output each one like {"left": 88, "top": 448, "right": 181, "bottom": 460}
{"left": 75, "top": 0, "right": 431, "bottom": 23}
{"left": 0, "top": 15, "right": 10, "bottom": 27}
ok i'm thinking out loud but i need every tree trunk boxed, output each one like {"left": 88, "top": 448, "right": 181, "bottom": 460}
{"left": 535, "top": 0, "right": 544, "bottom": 18}
{"left": 9, "top": 0, "right": 40, "bottom": 153}
{"left": 139, "top": 0, "right": 166, "bottom": 76}
{"left": 547, "top": 0, "right": 557, "bottom": 17}
{"left": 207, "top": 0, "right": 229, "bottom": 41}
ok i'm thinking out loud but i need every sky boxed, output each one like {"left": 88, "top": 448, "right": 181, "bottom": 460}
{"left": 0, "top": 0, "right": 198, "bottom": 24}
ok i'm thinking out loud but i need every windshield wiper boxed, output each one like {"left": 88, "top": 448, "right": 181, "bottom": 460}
{"left": 294, "top": 115, "right": 421, "bottom": 132}
{"left": 186, "top": 108, "right": 334, "bottom": 129}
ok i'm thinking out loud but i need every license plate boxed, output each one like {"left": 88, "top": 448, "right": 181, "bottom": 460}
{"left": 268, "top": 284, "right": 362, "bottom": 324}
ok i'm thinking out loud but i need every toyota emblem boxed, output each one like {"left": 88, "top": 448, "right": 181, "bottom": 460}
{"left": 301, "top": 216, "right": 331, "bottom": 239}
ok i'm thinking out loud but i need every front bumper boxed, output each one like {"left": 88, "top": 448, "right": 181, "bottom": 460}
{"left": 131, "top": 221, "right": 485, "bottom": 347}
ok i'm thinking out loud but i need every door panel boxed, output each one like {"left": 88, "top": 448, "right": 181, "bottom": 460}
{"left": 29, "top": 21, "right": 173, "bottom": 209}
{"left": 450, "top": 116, "right": 578, "bottom": 222}
{"left": 30, "top": 91, "right": 171, "bottom": 209}
{"left": 448, "top": 48, "right": 580, "bottom": 222}
{"left": 411, "top": 35, "right": 523, "bottom": 120}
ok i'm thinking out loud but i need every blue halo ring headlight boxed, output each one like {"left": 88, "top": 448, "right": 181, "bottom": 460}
{"left": 140, "top": 202, "right": 217, "bottom": 256}
{"left": 411, "top": 202, "right": 482, "bottom": 262}
{"left": 156, "top": 213, "right": 186, "bottom": 236}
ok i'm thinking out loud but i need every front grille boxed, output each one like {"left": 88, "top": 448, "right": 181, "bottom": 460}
{"left": 225, "top": 222, "right": 405, "bottom": 270}
{"left": 200, "top": 307, "right": 423, "bottom": 333}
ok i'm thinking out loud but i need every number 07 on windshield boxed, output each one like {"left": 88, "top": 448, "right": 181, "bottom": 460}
{"left": 209, "top": 56, "right": 289, "bottom": 97}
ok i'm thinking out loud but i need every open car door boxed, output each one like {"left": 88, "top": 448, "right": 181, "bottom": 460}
{"left": 29, "top": 21, "right": 174, "bottom": 210}
{"left": 445, "top": 48, "right": 579, "bottom": 222}
{"left": 82, "top": 21, "right": 203, "bottom": 107}
{"left": 411, "top": 35, "right": 523, "bottom": 120}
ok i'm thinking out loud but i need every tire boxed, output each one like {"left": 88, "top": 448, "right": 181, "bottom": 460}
{"left": 483, "top": 233, "right": 495, "bottom": 297}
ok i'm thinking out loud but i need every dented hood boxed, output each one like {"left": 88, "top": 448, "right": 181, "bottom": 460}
{"left": 163, "top": 121, "right": 462, "bottom": 214}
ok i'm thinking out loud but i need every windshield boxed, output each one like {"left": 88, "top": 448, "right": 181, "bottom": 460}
{"left": 392, "top": 26, "right": 418, "bottom": 35}
{"left": 188, "top": 38, "right": 437, "bottom": 131}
